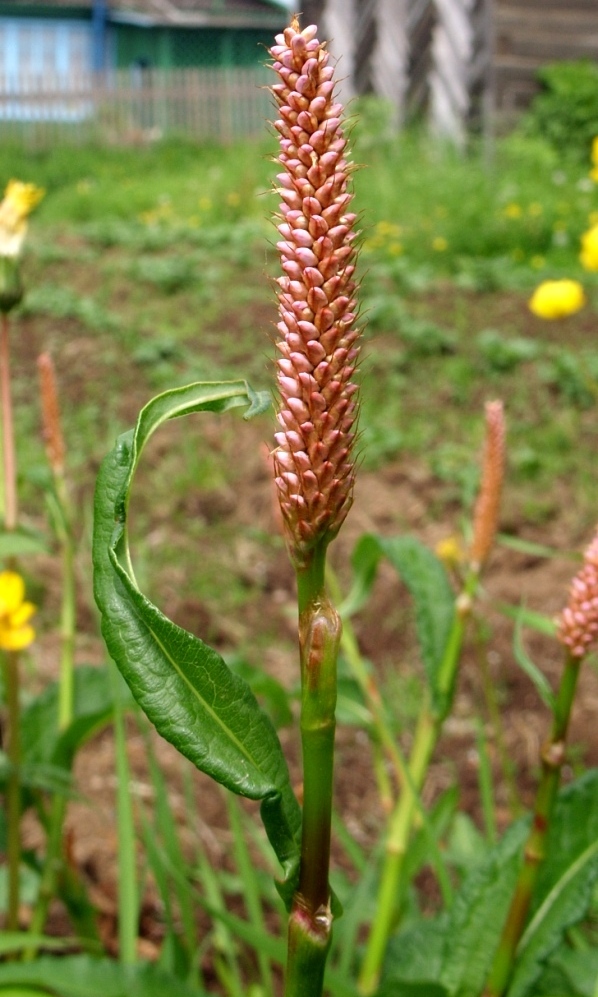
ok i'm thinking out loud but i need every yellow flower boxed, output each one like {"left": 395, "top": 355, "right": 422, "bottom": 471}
{"left": 226, "top": 192, "right": 241, "bottom": 207}
{"left": 530, "top": 255, "right": 545, "bottom": 270}
{"left": 528, "top": 279, "right": 586, "bottom": 320}
{"left": 592, "top": 136, "right": 598, "bottom": 167}
{"left": 0, "top": 571, "right": 36, "bottom": 650}
{"left": 432, "top": 236, "right": 448, "bottom": 252}
{"left": 436, "top": 536, "right": 463, "bottom": 569}
{"left": 376, "top": 220, "right": 401, "bottom": 237}
{"left": 528, "top": 202, "right": 543, "bottom": 217}
{"left": 580, "top": 224, "right": 598, "bottom": 271}
{"left": 0, "top": 180, "right": 44, "bottom": 258}
{"left": 503, "top": 203, "right": 522, "bottom": 219}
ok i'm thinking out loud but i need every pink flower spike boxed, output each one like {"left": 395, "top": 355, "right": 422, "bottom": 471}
{"left": 558, "top": 530, "right": 598, "bottom": 658}
{"left": 269, "top": 17, "right": 361, "bottom": 568}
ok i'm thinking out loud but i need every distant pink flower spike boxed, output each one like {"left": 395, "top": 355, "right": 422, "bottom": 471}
{"left": 558, "top": 530, "right": 598, "bottom": 658}
{"left": 470, "top": 400, "right": 506, "bottom": 571}
{"left": 270, "top": 18, "right": 360, "bottom": 567}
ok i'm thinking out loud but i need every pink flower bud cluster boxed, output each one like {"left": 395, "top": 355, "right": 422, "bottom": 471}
{"left": 270, "top": 19, "right": 360, "bottom": 567}
{"left": 558, "top": 530, "right": 598, "bottom": 658}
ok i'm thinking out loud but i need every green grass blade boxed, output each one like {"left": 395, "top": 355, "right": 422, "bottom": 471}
{"left": 109, "top": 662, "right": 138, "bottom": 965}
{"left": 225, "top": 793, "right": 275, "bottom": 997}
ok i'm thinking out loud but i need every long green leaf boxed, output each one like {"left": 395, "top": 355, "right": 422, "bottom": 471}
{"left": 512, "top": 611, "right": 556, "bottom": 711}
{"left": 92, "top": 380, "right": 301, "bottom": 904}
{"left": 21, "top": 665, "right": 125, "bottom": 771}
{"left": 340, "top": 534, "right": 456, "bottom": 695}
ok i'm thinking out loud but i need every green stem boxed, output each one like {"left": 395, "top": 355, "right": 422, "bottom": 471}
{"left": 358, "top": 699, "right": 437, "bottom": 995}
{"left": 26, "top": 489, "right": 75, "bottom": 955}
{"left": 285, "top": 540, "right": 340, "bottom": 997}
{"left": 477, "top": 624, "right": 521, "bottom": 817}
{"left": 57, "top": 486, "right": 75, "bottom": 731}
{"left": 358, "top": 579, "right": 473, "bottom": 996}
{"left": 4, "top": 650, "right": 22, "bottom": 931}
{"left": 486, "top": 651, "right": 582, "bottom": 996}
{"left": 0, "top": 312, "right": 17, "bottom": 531}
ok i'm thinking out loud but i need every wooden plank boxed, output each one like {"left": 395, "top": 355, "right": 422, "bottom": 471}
{"left": 497, "top": 8, "right": 598, "bottom": 31}
{"left": 497, "top": 0, "right": 598, "bottom": 10}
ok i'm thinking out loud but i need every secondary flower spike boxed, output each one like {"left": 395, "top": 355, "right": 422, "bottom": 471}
{"left": 470, "top": 400, "right": 506, "bottom": 571}
{"left": 558, "top": 529, "right": 598, "bottom": 658}
{"left": 270, "top": 18, "right": 360, "bottom": 566}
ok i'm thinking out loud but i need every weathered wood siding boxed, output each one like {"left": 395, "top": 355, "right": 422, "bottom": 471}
{"left": 495, "top": 0, "right": 598, "bottom": 115}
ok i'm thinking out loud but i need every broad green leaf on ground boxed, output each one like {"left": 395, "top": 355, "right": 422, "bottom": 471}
{"left": 92, "top": 381, "right": 301, "bottom": 904}
{"left": 376, "top": 984, "right": 449, "bottom": 997}
{"left": 0, "top": 955, "right": 206, "bottom": 997}
{"left": 21, "top": 665, "right": 122, "bottom": 770}
{"left": 534, "top": 945, "right": 598, "bottom": 997}
{"left": 439, "top": 819, "right": 529, "bottom": 997}
{"left": 340, "top": 534, "right": 455, "bottom": 695}
{"left": 0, "top": 528, "right": 48, "bottom": 559}
{"left": 507, "top": 770, "right": 598, "bottom": 997}
{"left": 382, "top": 914, "right": 450, "bottom": 989}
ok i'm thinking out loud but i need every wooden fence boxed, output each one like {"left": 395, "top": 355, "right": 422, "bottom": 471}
{"left": 494, "top": 0, "right": 598, "bottom": 115}
{"left": 0, "top": 67, "right": 273, "bottom": 146}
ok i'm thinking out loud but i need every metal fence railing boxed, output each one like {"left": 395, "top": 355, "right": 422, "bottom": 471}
{"left": 0, "top": 67, "right": 273, "bottom": 146}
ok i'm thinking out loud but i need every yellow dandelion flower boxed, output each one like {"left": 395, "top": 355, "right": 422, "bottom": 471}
{"left": 528, "top": 202, "right": 543, "bottom": 217}
{"left": 0, "top": 571, "right": 36, "bottom": 651}
{"left": 432, "top": 236, "right": 448, "bottom": 252}
{"left": 580, "top": 224, "right": 598, "bottom": 271}
{"left": 198, "top": 196, "right": 212, "bottom": 211}
{"left": 530, "top": 255, "right": 545, "bottom": 269}
{"left": 388, "top": 241, "right": 403, "bottom": 256}
{"left": 591, "top": 136, "right": 598, "bottom": 168}
{"left": 0, "top": 180, "right": 45, "bottom": 258}
{"left": 503, "top": 203, "right": 522, "bottom": 219}
{"left": 528, "top": 279, "right": 585, "bottom": 320}
{"left": 226, "top": 192, "right": 241, "bottom": 207}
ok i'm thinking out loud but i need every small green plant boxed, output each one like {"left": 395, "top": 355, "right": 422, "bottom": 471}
{"left": 522, "top": 60, "right": 598, "bottom": 159}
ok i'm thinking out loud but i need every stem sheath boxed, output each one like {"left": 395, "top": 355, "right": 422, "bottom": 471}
{"left": 285, "top": 541, "right": 340, "bottom": 997}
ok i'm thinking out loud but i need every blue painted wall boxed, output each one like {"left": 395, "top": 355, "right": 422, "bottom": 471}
{"left": 0, "top": 16, "right": 93, "bottom": 78}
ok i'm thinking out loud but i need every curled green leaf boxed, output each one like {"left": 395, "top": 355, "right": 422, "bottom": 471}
{"left": 92, "top": 381, "right": 301, "bottom": 905}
